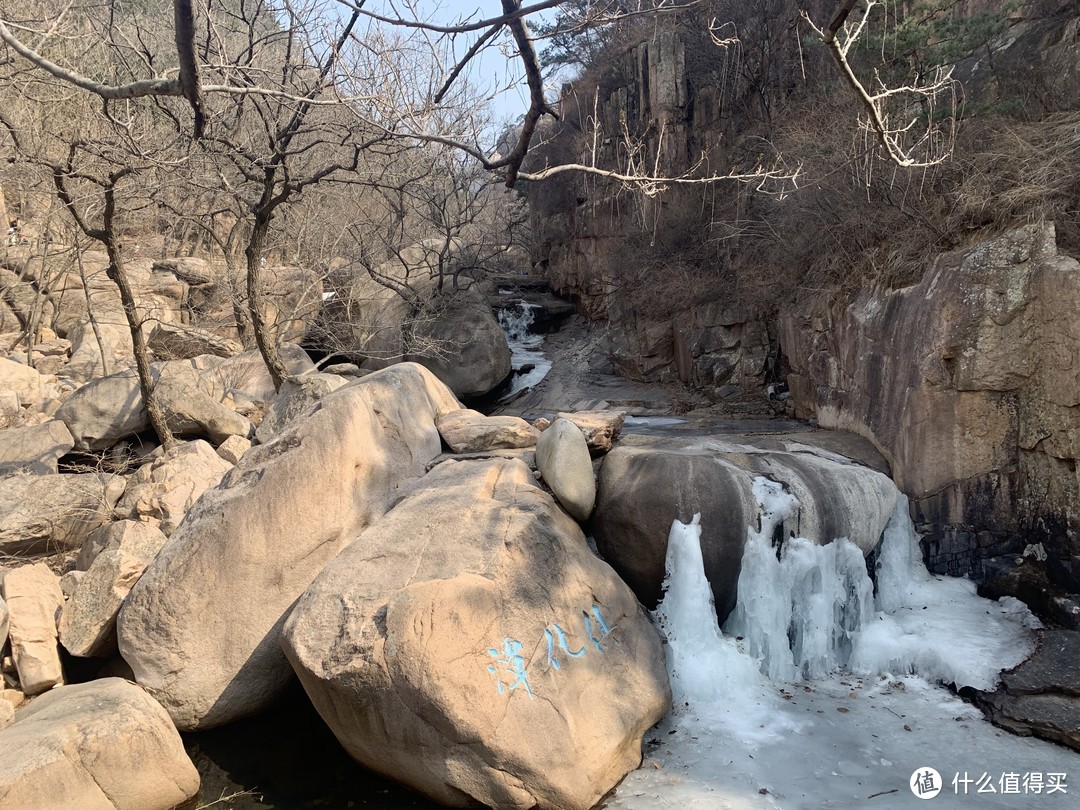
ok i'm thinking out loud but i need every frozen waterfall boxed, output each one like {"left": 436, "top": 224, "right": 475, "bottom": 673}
{"left": 663, "top": 476, "right": 1039, "bottom": 696}
{"left": 609, "top": 477, "right": 1077, "bottom": 810}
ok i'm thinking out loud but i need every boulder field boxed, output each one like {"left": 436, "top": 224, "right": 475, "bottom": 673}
{"left": 117, "top": 363, "right": 462, "bottom": 731}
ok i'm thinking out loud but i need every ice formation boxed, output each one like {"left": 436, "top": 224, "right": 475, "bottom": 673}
{"left": 653, "top": 513, "right": 798, "bottom": 745}
{"left": 621, "top": 478, "right": 1064, "bottom": 810}
{"left": 664, "top": 476, "right": 1038, "bottom": 698}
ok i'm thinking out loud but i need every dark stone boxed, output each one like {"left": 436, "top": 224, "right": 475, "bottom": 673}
{"left": 1002, "top": 631, "right": 1080, "bottom": 697}
{"left": 972, "top": 631, "right": 1080, "bottom": 752}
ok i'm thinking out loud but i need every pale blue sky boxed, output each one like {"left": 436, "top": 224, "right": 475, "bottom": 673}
{"left": 367, "top": 1, "right": 556, "bottom": 126}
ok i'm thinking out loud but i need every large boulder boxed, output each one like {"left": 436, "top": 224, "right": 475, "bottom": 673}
{"left": 781, "top": 224, "right": 1080, "bottom": 589}
{"left": 406, "top": 288, "right": 512, "bottom": 399}
{"left": 195, "top": 344, "right": 315, "bottom": 403}
{"left": 2, "top": 564, "right": 65, "bottom": 695}
{"left": 594, "top": 433, "right": 897, "bottom": 623}
{"left": 0, "top": 474, "right": 125, "bottom": 556}
{"left": 0, "top": 678, "right": 200, "bottom": 810}
{"left": 59, "top": 522, "right": 167, "bottom": 657}
{"left": 63, "top": 320, "right": 133, "bottom": 385}
{"left": 0, "top": 420, "right": 74, "bottom": 475}
{"left": 555, "top": 410, "right": 625, "bottom": 454}
{"left": 535, "top": 418, "right": 596, "bottom": 521}
{"left": 55, "top": 362, "right": 251, "bottom": 451}
{"left": 116, "top": 440, "right": 232, "bottom": 535}
{"left": 147, "top": 322, "right": 242, "bottom": 361}
{"left": 0, "top": 357, "right": 43, "bottom": 409}
{"left": 117, "top": 363, "right": 462, "bottom": 730}
{"left": 341, "top": 241, "right": 511, "bottom": 398}
{"left": 437, "top": 409, "right": 539, "bottom": 453}
{"left": 282, "top": 458, "right": 670, "bottom": 810}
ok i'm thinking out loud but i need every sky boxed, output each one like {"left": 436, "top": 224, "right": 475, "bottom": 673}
{"left": 365, "top": 1, "right": 555, "bottom": 127}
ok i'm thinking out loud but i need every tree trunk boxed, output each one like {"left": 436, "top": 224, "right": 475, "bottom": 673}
{"left": 103, "top": 240, "right": 176, "bottom": 452}
{"left": 245, "top": 215, "right": 290, "bottom": 391}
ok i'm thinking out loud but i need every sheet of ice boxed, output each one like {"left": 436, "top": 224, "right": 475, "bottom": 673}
{"left": 623, "top": 415, "right": 689, "bottom": 429}
{"left": 604, "top": 673, "right": 1080, "bottom": 810}
{"left": 497, "top": 303, "right": 551, "bottom": 400}
{"left": 850, "top": 496, "right": 1040, "bottom": 691}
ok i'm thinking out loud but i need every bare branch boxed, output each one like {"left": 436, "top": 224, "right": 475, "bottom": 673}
{"left": 809, "top": 0, "right": 957, "bottom": 168}
{"left": 0, "top": 17, "right": 182, "bottom": 100}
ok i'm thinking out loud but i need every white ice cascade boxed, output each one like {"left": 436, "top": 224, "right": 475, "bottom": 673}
{"left": 723, "top": 477, "right": 875, "bottom": 682}
{"left": 661, "top": 476, "right": 1039, "bottom": 697}
{"left": 653, "top": 513, "right": 795, "bottom": 744}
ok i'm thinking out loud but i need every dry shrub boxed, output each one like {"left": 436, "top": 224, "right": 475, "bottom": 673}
{"left": 947, "top": 112, "right": 1080, "bottom": 255}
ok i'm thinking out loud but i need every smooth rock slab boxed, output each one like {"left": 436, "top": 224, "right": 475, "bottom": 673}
{"left": 535, "top": 417, "right": 596, "bottom": 521}
{"left": 283, "top": 457, "right": 670, "bottom": 810}
{"left": 118, "top": 363, "right": 462, "bottom": 730}
{"left": 0, "top": 678, "right": 200, "bottom": 810}
{"left": 437, "top": 408, "right": 539, "bottom": 453}
{"left": 59, "top": 522, "right": 167, "bottom": 657}
{"left": 2, "top": 564, "right": 64, "bottom": 695}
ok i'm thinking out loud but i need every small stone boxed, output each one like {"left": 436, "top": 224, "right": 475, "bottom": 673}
{"left": 58, "top": 571, "right": 85, "bottom": 599}
{"left": 216, "top": 434, "right": 252, "bottom": 465}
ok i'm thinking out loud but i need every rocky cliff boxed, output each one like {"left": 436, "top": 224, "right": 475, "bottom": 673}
{"left": 529, "top": 1, "right": 1080, "bottom": 615}
{"left": 782, "top": 224, "right": 1080, "bottom": 605}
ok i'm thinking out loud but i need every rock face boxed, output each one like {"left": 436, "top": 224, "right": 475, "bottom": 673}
{"left": 594, "top": 434, "right": 897, "bottom": 622}
{"left": 2, "top": 564, "right": 65, "bottom": 695}
{"left": 0, "top": 420, "right": 74, "bottom": 474}
{"left": 535, "top": 418, "right": 596, "bottom": 521}
{"left": 254, "top": 372, "right": 348, "bottom": 443}
{"left": 117, "top": 363, "right": 462, "bottom": 730}
{"left": 780, "top": 225, "right": 1080, "bottom": 591}
{"left": 282, "top": 458, "right": 670, "bottom": 810}
{"left": 0, "top": 678, "right": 201, "bottom": 810}
{"left": 437, "top": 409, "right": 540, "bottom": 453}
{"left": 59, "top": 522, "right": 167, "bottom": 657}
{"left": 0, "top": 474, "right": 124, "bottom": 556}
{"left": 116, "top": 440, "right": 233, "bottom": 535}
